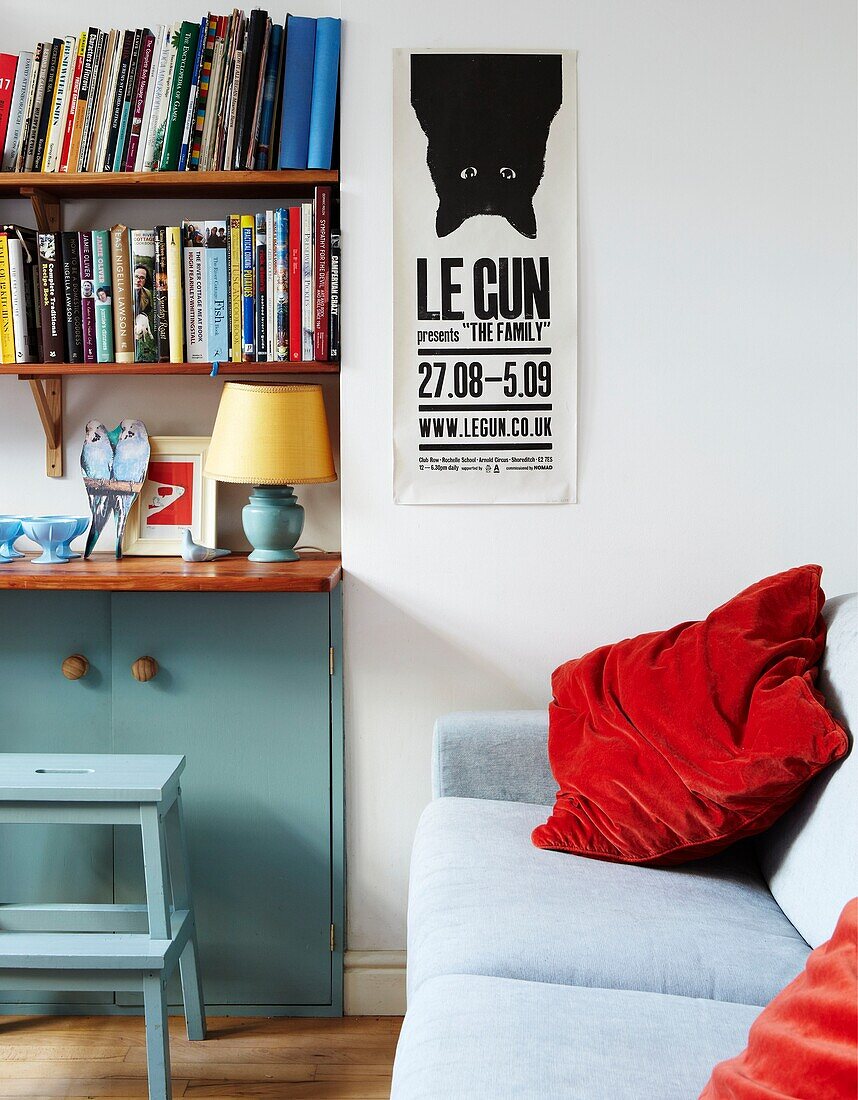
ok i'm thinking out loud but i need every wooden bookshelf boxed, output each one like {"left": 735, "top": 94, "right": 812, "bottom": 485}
{"left": 0, "top": 552, "right": 342, "bottom": 593}
{"left": 0, "top": 169, "right": 338, "bottom": 201}
{"left": 0, "top": 362, "right": 340, "bottom": 377}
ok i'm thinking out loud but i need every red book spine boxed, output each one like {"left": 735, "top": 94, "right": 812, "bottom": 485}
{"left": 78, "top": 232, "right": 96, "bottom": 363}
{"left": 0, "top": 55, "right": 19, "bottom": 154}
{"left": 58, "top": 42, "right": 85, "bottom": 172}
{"left": 313, "top": 185, "right": 331, "bottom": 362}
{"left": 124, "top": 32, "right": 155, "bottom": 171}
{"left": 288, "top": 206, "right": 302, "bottom": 362}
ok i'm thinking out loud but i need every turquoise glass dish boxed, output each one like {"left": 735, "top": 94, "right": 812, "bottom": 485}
{"left": 0, "top": 517, "right": 23, "bottom": 564}
{"left": 22, "top": 516, "right": 90, "bottom": 565}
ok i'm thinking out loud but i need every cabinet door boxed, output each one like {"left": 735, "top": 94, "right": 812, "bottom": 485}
{"left": 0, "top": 592, "right": 114, "bottom": 1006}
{"left": 111, "top": 592, "right": 333, "bottom": 1009}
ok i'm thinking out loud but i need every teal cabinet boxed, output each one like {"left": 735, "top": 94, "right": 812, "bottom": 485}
{"left": 0, "top": 586, "right": 344, "bottom": 1016}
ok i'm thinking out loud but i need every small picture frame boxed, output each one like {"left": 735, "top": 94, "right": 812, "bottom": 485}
{"left": 122, "top": 436, "right": 216, "bottom": 556}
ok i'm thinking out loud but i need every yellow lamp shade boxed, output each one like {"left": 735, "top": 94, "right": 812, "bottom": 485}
{"left": 204, "top": 382, "right": 337, "bottom": 485}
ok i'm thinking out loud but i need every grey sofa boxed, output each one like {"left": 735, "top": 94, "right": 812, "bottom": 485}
{"left": 392, "top": 593, "right": 857, "bottom": 1099}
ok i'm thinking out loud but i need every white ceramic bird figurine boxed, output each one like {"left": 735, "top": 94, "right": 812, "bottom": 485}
{"left": 111, "top": 419, "right": 151, "bottom": 558}
{"left": 181, "top": 528, "right": 231, "bottom": 562}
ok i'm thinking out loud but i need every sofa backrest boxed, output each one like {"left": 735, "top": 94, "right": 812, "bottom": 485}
{"left": 757, "top": 592, "right": 857, "bottom": 947}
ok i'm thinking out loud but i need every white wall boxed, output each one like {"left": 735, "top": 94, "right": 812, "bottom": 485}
{"left": 3, "top": 1, "right": 856, "bottom": 965}
{"left": 339, "top": 0, "right": 857, "bottom": 951}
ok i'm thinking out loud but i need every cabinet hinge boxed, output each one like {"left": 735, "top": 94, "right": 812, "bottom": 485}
{"left": 330, "top": 923, "right": 336, "bottom": 951}
{"left": 329, "top": 647, "right": 335, "bottom": 676}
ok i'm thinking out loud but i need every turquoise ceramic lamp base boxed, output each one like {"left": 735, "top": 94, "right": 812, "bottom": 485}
{"left": 242, "top": 486, "right": 305, "bottom": 563}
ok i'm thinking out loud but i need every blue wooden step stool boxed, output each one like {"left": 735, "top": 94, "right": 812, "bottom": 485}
{"left": 0, "top": 754, "right": 207, "bottom": 1100}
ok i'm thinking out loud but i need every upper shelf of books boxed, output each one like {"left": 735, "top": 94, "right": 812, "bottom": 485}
{"left": 0, "top": 170, "right": 338, "bottom": 200}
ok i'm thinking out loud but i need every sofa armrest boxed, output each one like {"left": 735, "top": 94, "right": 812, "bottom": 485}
{"left": 432, "top": 710, "right": 554, "bottom": 805}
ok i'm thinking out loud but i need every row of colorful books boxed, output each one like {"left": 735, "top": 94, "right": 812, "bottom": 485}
{"left": 0, "top": 187, "right": 339, "bottom": 366}
{"left": 0, "top": 11, "right": 340, "bottom": 175}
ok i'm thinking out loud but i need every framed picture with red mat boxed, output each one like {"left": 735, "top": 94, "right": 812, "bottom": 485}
{"left": 123, "top": 436, "right": 217, "bottom": 555}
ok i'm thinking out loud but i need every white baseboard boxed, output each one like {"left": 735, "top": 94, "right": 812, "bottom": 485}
{"left": 344, "top": 950, "right": 407, "bottom": 1016}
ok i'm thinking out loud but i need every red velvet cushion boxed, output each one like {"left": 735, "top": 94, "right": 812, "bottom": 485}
{"left": 699, "top": 898, "right": 858, "bottom": 1099}
{"left": 532, "top": 566, "right": 848, "bottom": 865}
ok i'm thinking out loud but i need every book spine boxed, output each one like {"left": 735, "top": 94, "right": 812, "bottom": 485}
{"left": 3, "top": 53, "right": 33, "bottom": 171}
{"left": 134, "top": 27, "right": 162, "bottom": 171}
{"left": 0, "top": 55, "right": 19, "bottom": 161}
{"left": 160, "top": 21, "right": 200, "bottom": 171}
{"left": 265, "top": 208, "right": 274, "bottom": 360}
{"left": 7, "top": 237, "right": 34, "bottom": 362}
{"left": 212, "top": 14, "right": 241, "bottom": 171}
{"left": 18, "top": 234, "right": 40, "bottom": 361}
{"left": 247, "top": 19, "right": 271, "bottom": 170}
{"left": 44, "top": 36, "right": 75, "bottom": 172}
{"left": 301, "top": 200, "right": 313, "bottom": 361}
{"left": 141, "top": 26, "right": 169, "bottom": 172}
{"left": 92, "top": 229, "right": 114, "bottom": 362}
{"left": 148, "top": 23, "right": 178, "bottom": 171}
{"left": 15, "top": 50, "right": 41, "bottom": 171}
{"left": 153, "top": 225, "right": 170, "bottom": 362}
{"left": 237, "top": 11, "right": 267, "bottom": 170}
{"left": 66, "top": 31, "right": 96, "bottom": 172}
{"left": 240, "top": 214, "right": 255, "bottom": 361}
{"left": 37, "top": 233, "right": 65, "bottom": 362}
{"left": 102, "top": 31, "right": 133, "bottom": 172}
{"left": 228, "top": 213, "right": 241, "bottom": 362}
{"left": 279, "top": 16, "right": 316, "bottom": 170}
{"left": 23, "top": 44, "right": 49, "bottom": 171}
{"left": 329, "top": 232, "right": 340, "bottom": 361}
{"left": 76, "top": 30, "right": 105, "bottom": 171}
{"left": 0, "top": 233, "right": 15, "bottom": 363}
{"left": 206, "top": 221, "right": 228, "bottom": 361}
{"left": 33, "top": 41, "right": 60, "bottom": 171}
{"left": 307, "top": 18, "right": 340, "bottom": 171}
{"left": 288, "top": 205, "right": 301, "bottom": 362}
{"left": 273, "top": 207, "right": 289, "bottom": 361}
{"left": 130, "top": 228, "right": 156, "bottom": 361}
{"left": 313, "top": 185, "right": 331, "bottom": 361}
{"left": 223, "top": 49, "right": 243, "bottom": 172}
{"left": 78, "top": 231, "right": 96, "bottom": 363}
{"left": 113, "top": 28, "right": 143, "bottom": 172}
{"left": 254, "top": 212, "right": 267, "bottom": 361}
{"left": 108, "top": 224, "right": 133, "bottom": 362}
{"left": 256, "top": 24, "right": 282, "bottom": 171}
{"left": 189, "top": 15, "right": 217, "bottom": 171}
{"left": 183, "top": 221, "right": 207, "bottom": 361}
{"left": 90, "top": 31, "right": 121, "bottom": 172}
{"left": 165, "top": 226, "right": 184, "bottom": 362}
{"left": 123, "top": 31, "right": 155, "bottom": 171}
{"left": 58, "top": 36, "right": 86, "bottom": 172}
{"left": 177, "top": 17, "right": 206, "bottom": 171}
{"left": 60, "top": 231, "right": 83, "bottom": 362}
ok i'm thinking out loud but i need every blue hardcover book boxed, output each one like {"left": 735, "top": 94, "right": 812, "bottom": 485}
{"left": 307, "top": 18, "right": 340, "bottom": 170}
{"left": 256, "top": 23, "right": 283, "bottom": 170}
{"left": 278, "top": 15, "right": 316, "bottom": 169}
{"left": 178, "top": 18, "right": 207, "bottom": 172}
{"left": 205, "top": 221, "right": 229, "bottom": 361}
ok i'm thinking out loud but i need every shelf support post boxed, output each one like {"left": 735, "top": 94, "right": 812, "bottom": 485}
{"left": 27, "top": 378, "right": 63, "bottom": 477}
{"left": 20, "top": 187, "right": 62, "bottom": 234}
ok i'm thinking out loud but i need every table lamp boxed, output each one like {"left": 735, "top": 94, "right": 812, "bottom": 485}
{"left": 204, "top": 382, "right": 337, "bottom": 562}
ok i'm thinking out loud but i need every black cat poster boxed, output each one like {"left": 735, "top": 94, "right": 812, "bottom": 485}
{"left": 393, "top": 49, "right": 577, "bottom": 504}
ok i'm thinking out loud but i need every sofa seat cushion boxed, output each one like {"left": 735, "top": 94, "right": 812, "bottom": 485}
{"left": 408, "top": 798, "right": 810, "bottom": 1005}
{"left": 391, "top": 974, "right": 761, "bottom": 1100}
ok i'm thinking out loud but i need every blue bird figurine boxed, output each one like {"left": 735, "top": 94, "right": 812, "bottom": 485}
{"left": 81, "top": 418, "right": 150, "bottom": 559}
{"left": 81, "top": 420, "right": 115, "bottom": 558}
{"left": 111, "top": 420, "right": 150, "bottom": 558}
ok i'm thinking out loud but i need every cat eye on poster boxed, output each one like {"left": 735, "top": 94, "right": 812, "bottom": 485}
{"left": 393, "top": 49, "right": 578, "bottom": 505}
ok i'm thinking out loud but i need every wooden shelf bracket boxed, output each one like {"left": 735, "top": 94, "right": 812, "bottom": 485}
{"left": 20, "top": 187, "right": 62, "bottom": 234}
{"left": 27, "top": 377, "right": 63, "bottom": 477}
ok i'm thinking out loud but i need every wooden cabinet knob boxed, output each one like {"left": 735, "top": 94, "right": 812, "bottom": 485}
{"left": 131, "top": 656, "right": 159, "bottom": 683}
{"left": 61, "top": 654, "right": 89, "bottom": 680}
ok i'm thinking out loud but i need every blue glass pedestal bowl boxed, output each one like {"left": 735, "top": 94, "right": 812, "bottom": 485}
{"left": 21, "top": 516, "right": 90, "bottom": 565}
{"left": 0, "top": 517, "right": 24, "bottom": 564}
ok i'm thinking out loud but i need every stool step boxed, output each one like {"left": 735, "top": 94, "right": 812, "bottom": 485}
{"left": 0, "top": 910, "right": 191, "bottom": 970}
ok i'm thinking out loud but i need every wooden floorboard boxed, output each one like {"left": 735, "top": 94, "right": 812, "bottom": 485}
{"left": 0, "top": 1017, "right": 401, "bottom": 1099}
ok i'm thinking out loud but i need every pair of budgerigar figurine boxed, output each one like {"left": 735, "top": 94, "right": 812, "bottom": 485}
{"left": 81, "top": 419, "right": 150, "bottom": 559}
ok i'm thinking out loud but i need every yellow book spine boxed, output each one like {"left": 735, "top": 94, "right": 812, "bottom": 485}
{"left": 65, "top": 33, "right": 89, "bottom": 173}
{"left": 165, "top": 226, "right": 184, "bottom": 362}
{"left": 0, "top": 236, "right": 15, "bottom": 364}
{"left": 229, "top": 214, "right": 242, "bottom": 363}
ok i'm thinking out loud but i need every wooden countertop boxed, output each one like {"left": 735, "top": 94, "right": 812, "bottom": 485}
{"left": 0, "top": 552, "right": 342, "bottom": 593}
